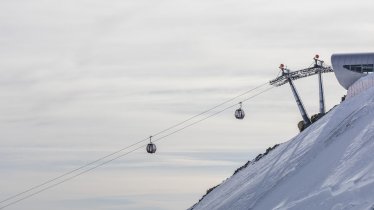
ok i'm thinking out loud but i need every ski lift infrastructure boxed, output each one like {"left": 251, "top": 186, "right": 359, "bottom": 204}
{"left": 147, "top": 54, "right": 334, "bottom": 152}
{"left": 235, "top": 102, "right": 245, "bottom": 120}
{"left": 146, "top": 136, "right": 157, "bottom": 154}
{"left": 0, "top": 54, "right": 337, "bottom": 209}
{"left": 269, "top": 55, "right": 334, "bottom": 131}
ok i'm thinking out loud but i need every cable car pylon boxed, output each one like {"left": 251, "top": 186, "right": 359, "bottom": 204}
{"left": 269, "top": 55, "right": 334, "bottom": 131}
{"left": 314, "top": 55, "right": 326, "bottom": 114}
{"left": 279, "top": 64, "right": 312, "bottom": 130}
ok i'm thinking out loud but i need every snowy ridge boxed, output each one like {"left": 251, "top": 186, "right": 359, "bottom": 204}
{"left": 190, "top": 88, "right": 374, "bottom": 210}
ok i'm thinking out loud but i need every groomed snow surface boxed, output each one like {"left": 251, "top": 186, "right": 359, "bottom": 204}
{"left": 190, "top": 87, "right": 374, "bottom": 210}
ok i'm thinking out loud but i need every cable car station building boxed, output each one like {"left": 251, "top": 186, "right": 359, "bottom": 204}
{"left": 331, "top": 53, "right": 374, "bottom": 99}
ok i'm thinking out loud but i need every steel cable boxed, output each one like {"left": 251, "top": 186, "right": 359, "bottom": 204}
{"left": 0, "top": 83, "right": 273, "bottom": 209}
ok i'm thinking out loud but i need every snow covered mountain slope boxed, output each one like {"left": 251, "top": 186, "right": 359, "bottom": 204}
{"left": 190, "top": 88, "right": 374, "bottom": 210}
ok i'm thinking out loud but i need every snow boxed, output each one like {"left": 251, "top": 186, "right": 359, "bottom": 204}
{"left": 189, "top": 87, "right": 374, "bottom": 210}
{"left": 347, "top": 73, "right": 374, "bottom": 99}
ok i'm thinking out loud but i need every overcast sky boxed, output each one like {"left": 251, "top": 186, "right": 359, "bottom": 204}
{"left": 0, "top": 0, "right": 373, "bottom": 209}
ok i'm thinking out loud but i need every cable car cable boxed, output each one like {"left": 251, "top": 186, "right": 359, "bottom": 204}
{"left": 0, "top": 136, "right": 149, "bottom": 205}
{"left": 154, "top": 86, "right": 275, "bottom": 144}
{"left": 0, "top": 81, "right": 269, "bottom": 206}
{"left": 151, "top": 81, "right": 269, "bottom": 136}
{"left": 0, "top": 84, "right": 273, "bottom": 209}
{"left": 0, "top": 85, "right": 275, "bottom": 210}
{"left": 0, "top": 143, "right": 147, "bottom": 210}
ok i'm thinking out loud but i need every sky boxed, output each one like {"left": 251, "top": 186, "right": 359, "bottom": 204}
{"left": 0, "top": 0, "right": 373, "bottom": 209}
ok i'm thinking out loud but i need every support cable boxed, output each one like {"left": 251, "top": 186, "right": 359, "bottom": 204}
{"left": 0, "top": 82, "right": 274, "bottom": 209}
{"left": 0, "top": 81, "right": 270, "bottom": 207}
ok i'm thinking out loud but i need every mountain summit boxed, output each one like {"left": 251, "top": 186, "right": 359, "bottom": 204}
{"left": 190, "top": 86, "right": 374, "bottom": 210}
